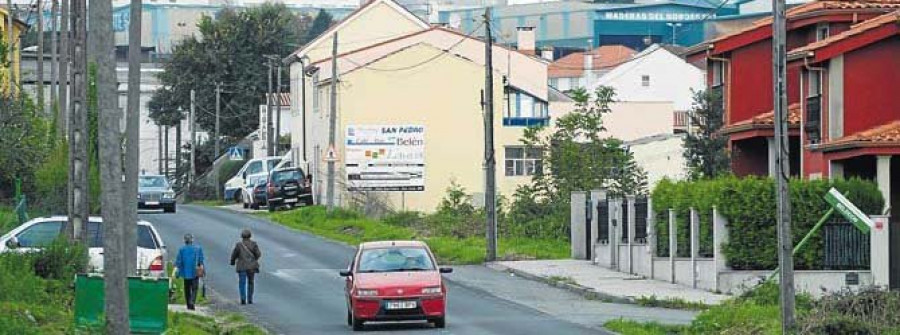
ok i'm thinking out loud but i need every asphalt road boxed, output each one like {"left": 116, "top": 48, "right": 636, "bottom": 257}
{"left": 142, "top": 205, "right": 610, "bottom": 335}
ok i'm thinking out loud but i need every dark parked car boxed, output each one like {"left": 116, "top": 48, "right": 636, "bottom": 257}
{"left": 138, "top": 175, "right": 176, "bottom": 213}
{"left": 250, "top": 177, "right": 268, "bottom": 210}
{"left": 267, "top": 167, "right": 313, "bottom": 211}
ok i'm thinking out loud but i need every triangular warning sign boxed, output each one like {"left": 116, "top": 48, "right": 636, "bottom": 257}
{"left": 324, "top": 146, "right": 338, "bottom": 162}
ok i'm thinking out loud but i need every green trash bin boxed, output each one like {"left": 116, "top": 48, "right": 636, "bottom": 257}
{"left": 74, "top": 274, "right": 170, "bottom": 334}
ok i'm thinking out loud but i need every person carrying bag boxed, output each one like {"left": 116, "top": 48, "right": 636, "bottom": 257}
{"left": 174, "top": 233, "right": 205, "bottom": 310}
{"left": 230, "top": 229, "right": 262, "bottom": 305}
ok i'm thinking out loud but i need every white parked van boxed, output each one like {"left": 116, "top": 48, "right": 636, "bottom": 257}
{"left": 223, "top": 156, "right": 283, "bottom": 203}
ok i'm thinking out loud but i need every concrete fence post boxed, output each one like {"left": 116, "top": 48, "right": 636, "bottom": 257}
{"left": 690, "top": 207, "right": 699, "bottom": 289}
{"left": 871, "top": 215, "right": 891, "bottom": 288}
{"left": 669, "top": 209, "right": 676, "bottom": 284}
{"left": 570, "top": 192, "right": 587, "bottom": 259}
{"left": 611, "top": 198, "right": 622, "bottom": 271}
{"left": 713, "top": 206, "right": 730, "bottom": 291}
{"left": 590, "top": 190, "right": 606, "bottom": 264}
{"left": 627, "top": 195, "right": 636, "bottom": 275}
{"left": 648, "top": 197, "right": 656, "bottom": 279}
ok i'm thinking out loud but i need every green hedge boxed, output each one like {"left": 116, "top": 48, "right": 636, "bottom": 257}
{"left": 652, "top": 177, "right": 883, "bottom": 270}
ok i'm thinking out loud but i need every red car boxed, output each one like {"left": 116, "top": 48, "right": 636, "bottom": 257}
{"left": 340, "top": 241, "right": 453, "bottom": 331}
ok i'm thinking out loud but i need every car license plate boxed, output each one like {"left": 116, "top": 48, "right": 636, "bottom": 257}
{"left": 385, "top": 301, "right": 417, "bottom": 310}
{"left": 285, "top": 198, "right": 298, "bottom": 203}
{"left": 146, "top": 201, "right": 159, "bottom": 206}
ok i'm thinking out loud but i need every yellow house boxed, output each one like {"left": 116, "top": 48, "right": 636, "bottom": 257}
{"left": 0, "top": 7, "right": 26, "bottom": 96}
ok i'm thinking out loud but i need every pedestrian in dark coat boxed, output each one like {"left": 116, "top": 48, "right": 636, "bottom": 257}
{"left": 230, "top": 229, "right": 262, "bottom": 305}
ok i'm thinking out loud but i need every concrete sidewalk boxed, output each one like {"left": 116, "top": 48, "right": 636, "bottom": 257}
{"left": 490, "top": 260, "right": 730, "bottom": 306}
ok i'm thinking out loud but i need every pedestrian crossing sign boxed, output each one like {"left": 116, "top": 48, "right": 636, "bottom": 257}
{"left": 227, "top": 147, "right": 244, "bottom": 161}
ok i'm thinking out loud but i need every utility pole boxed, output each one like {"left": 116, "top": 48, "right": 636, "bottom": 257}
{"left": 36, "top": 0, "right": 45, "bottom": 113}
{"left": 265, "top": 58, "right": 274, "bottom": 156}
{"left": 6, "top": 0, "right": 13, "bottom": 93}
{"left": 58, "top": 0, "right": 69, "bottom": 134}
{"left": 164, "top": 126, "right": 169, "bottom": 178}
{"left": 300, "top": 57, "right": 308, "bottom": 161}
{"left": 276, "top": 63, "right": 282, "bottom": 156}
{"left": 50, "top": 0, "right": 57, "bottom": 121}
{"left": 158, "top": 126, "right": 163, "bottom": 174}
{"left": 93, "top": 0, "right": 129, "bottom": 327}
{"left": 483, "top": 7, "right": 498, "bottom": 262}
{"left": 176, "top": 122, "right": 182, "bottom": 189}
{"left": 123, "top": 0, "right": 142, "bottom": 276}
{"left": 772, "top": 0, "right": 795, "bottom": 331}
{"left": 326, "top": 33, "right": 338, "bottom": 211}
{"left": 215, "top": 82, "right": 221, "bottom": 200}
{"left": 189, "top": 89, "right": 196, "bottom": 202}
{"left": 66, "top": 0, "right": 87, "bottom": 241}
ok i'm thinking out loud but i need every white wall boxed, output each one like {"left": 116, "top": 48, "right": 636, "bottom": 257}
{"left": 603, "top": 102, "right": 674, "bottom": 142}
{"left": 594, "top": 45, "right": 704, "bottom": 112}
{"left": 628, "top": 134, "right": 687, "bottom": 187}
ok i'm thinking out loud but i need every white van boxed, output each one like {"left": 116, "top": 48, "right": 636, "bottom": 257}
{"left": 224, "top": 156, "right": 283, "bottom": 203}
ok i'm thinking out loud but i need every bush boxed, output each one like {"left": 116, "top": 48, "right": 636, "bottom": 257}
{"left": 652, "top": 177, "right": 883, "bottom": 270}
{"left": 798, "top": 288, "right": 900, "bottom": 335}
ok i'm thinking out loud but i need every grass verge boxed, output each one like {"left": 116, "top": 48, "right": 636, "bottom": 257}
{"left": 262, "top": 206, "right": 568, "bottom": 264}
{"left": 635, "top": 296, "right": 710, "bottom": 311}
{"left": 169, "top": 311, "right": 267, "bottom": 334}
{"left": 605, "top": 319, "right": 685, "bottom": 335}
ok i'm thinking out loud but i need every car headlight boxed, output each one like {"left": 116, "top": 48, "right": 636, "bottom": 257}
{"left": 421, "top": 287, "right": 442, "bottom": 295}
{"left": 164, "top": 191, "right": 175, "bottom": 199}
{"left": 355, "top": 289, "right": 378, "bottom": 297}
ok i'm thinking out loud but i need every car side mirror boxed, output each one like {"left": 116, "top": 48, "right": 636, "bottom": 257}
{"left": 5, "top": 237, "right": 19, "bottom": 249}
{"left": 439, "top": 267, "right": 453, "bottom": 274}
{"left": 339, "top": 270, "right": 352, "bottom": 277}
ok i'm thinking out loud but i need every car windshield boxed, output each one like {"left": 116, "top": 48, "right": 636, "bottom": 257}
{"left": 139, "top": 176, "right": 168, "bottom": 188}
{"left": 274, "top": 170, "right": 303, "bottom": 182}
{"left": 357, "top": 247, "right": 435, "bottom": 273}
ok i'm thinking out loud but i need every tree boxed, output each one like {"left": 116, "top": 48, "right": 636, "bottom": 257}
{"left": 522, "top": 86, "right": 648, "bottom": 200}
{"left": 683, "top": 89, "right": 730, "bottom": 180}
{"left": 302, "top": 10, "right": 333, "bottom": 45}
{"left": 151, "top": 4, "right": 311, "bottom": 139}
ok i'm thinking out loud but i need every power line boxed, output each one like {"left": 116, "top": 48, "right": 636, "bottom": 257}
{"left": 339, "top": 21, "right": 486, "bottom": 73}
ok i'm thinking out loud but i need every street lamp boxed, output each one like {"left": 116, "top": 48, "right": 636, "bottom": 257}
{"left": 665, "top": 22, "right": 682, "bottom": 45}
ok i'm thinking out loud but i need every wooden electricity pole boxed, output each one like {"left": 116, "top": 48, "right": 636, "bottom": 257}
{"left": 326, "top": 33, "right": 338, "bottom": 211}
{"left": 772, "top": 0, "right": 796, "bottom": 331}
{"left": 483, "top": 7, "right": 497, "bottom": 262}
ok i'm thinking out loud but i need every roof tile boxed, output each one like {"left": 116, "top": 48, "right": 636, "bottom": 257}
{"left": 790, "top": 10, "right": 900, "bottom": 56}
{"left": 548, "top": 45, "right": 636, "bottom": 78}
{"left": 721, "top": 103, "right": 802, "bottom": 133}
{"left": 828, "top": 120, "right": 900, "bottom": 145}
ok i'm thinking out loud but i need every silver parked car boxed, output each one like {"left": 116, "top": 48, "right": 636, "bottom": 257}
{"left": 139, "top": 174, "right": 176, "bottom": 213}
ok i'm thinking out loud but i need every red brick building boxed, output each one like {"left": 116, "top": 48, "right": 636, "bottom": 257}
{"left": 686, "top": 1, "right": 900, "bottom": 216}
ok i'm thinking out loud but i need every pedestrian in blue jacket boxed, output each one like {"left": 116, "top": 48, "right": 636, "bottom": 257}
{"left": 175, "top": 233, "right": 205, "bottom": 310}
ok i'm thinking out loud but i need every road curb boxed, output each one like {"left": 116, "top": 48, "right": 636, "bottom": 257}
{"left": 486, "top": 263, "right": 636, "bottom": 305}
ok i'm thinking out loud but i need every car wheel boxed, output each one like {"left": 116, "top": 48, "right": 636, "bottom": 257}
{"left": 433, "top": 316, "right": 446, "bottom": 329}
{"left": 233, "top": 191, "right": 242, "bottom": 203}
{"left": 267, "top": 202, "right": 276, "bottom": 212}
{"left": 352, "top": 314, "right": 364, "bottom": 331}
{"left": 346, "top": 309, "right": 352, "bottom": 326}
{"left": 164, "top": 205, "right": 176, "bottom": 213}
{"left": 250, "top": 202, "right": 260, "bottom": 210}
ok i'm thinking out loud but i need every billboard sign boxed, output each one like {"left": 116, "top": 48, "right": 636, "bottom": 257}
{"left": 345, "top": 125, "right": 425, "bottom": 192}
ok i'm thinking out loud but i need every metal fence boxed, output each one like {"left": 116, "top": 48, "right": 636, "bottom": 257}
{"left": 597, "top": 199, "right": 609, "bottom": 244}
{"left": 634, "top": 196, "right": 648, "bottom": 244}
{"left": 823, "top": 218, "right": 870, "bottom": 270}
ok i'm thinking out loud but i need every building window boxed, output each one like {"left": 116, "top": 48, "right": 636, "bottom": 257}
{"left": 808, "top": 70, "right": 822, "bottom": 97}
{"left": 641, "top": 75, "right": 650, "bottom": 87}
{"left": 816, "top": 23, "right": 830, "bottom": 41}
{"left": 711, "top": 61, "right": 724, "bottom": 87}
{"left": 505, "top": 147, "right": 543, "bottom": 176}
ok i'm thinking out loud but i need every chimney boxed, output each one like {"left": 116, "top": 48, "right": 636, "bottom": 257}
{"left": 516, "top": 27, "right": 536, "bottom": 53}
{"left": 540, "top": 46, "right": 554, "bottom": 61}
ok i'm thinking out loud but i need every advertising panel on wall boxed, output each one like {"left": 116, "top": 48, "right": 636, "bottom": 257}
{"left": 345, "top": 125, "right": 425, "bottom": 192}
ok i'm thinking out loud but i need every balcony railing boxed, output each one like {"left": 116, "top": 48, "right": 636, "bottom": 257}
{"left": 503, "top": 117, "right": 550, "bottom": 127}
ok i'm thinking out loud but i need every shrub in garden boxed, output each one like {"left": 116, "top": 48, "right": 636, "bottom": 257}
{"left": 652, "top": 177, "right": 882, "bottom": 270}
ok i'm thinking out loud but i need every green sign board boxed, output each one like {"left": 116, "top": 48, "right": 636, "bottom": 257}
{"left": 824, "top": 187, "right": 872, "bottom": 234}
